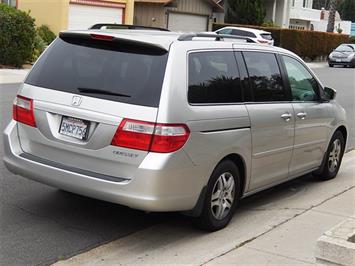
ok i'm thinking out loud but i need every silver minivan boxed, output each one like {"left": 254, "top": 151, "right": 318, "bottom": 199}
{"left": 3, "top": 28, "right": 347, "bottom": 231}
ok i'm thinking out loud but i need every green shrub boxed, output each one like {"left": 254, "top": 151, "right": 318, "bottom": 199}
{"left": 350, "top": 36, "right": 355, "bottom": 43}
{"left": 213, "top": 23, "right": 349, "bottom": 60}
{"left": 37, "top": 25, "right": 56, "bottom": 45}
{"left": 31, "top": 33, "right": 46, "bottom": 62}
{"left": 0, "top": 4, "right": 36, "bottom": 67}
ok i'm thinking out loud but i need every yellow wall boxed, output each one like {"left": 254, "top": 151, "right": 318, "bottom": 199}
{"left": 18, "top": 0, "right": 134, "bottom": 35}
{"left": 18, "top": 0, "right": 69, "bottom": 35}
{"left": 124, "top": 0, "right": 134, "bottom": 24}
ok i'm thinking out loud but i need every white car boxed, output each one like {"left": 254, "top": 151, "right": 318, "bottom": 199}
{"left": 215, "top": 26, "right": 274, "bottom": 45}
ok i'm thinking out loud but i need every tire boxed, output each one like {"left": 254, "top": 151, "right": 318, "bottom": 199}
{"left": 314, "top": 131, "right": 345, "bottom": 181}
{"left": 329, "top": 63, "right": 334, "bottom": 67}
{"left": 195, "top": 160, "right": 241, "bottom": 231}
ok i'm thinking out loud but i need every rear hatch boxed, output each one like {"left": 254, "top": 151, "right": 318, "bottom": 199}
{"left": 15, "top": 32, "right": 169, "bottom": 180}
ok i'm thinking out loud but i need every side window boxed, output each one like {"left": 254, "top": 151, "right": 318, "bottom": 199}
{"left": 218, "top": 28, "right": 232, "bottom": 35}
{"left": 232, "top": 29, "right": 245, "bottom": 36}
{"left": 282, "top": 56, "right": 319, "bottom": 101}
{"left": 243, "top": 52, "right": 287, "bottom": 102}
{"left": 188, "top": 51, "right": 242, "bottom": 104}
{"left": 244, "top": 31, "right": 257, "bottom": 38}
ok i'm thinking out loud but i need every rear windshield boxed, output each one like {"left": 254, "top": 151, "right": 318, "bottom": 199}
{"left": 260, "top": 33, "right": 273, "bottom": 40}
{"left": 25, "top": 37, "right": 168, "bottom": 107}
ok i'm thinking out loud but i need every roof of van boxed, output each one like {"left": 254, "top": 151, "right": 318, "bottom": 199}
{"left": 59, "top": 29, "right": 291, "bottom": 54}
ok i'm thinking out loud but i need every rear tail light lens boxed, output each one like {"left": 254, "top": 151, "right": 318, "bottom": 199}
{"left": 111, "top": 119, "right": 190, "bottom": 153}
{"left": 13, "top": 95, "right": 36, "bottom": 127}
{"left": 257, "top": 39, "right": 269, "bottom": 44}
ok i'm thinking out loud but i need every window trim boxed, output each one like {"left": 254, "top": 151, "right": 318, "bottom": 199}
{"left": 278, "top": 54, "right": 324, "bottom": 103}
{"left": 186, "top": 49, "right": 244, "bottom": 106}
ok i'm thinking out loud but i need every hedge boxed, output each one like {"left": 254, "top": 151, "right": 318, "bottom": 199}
{"left": 0, "top": 4, "right": 36, "bottom": 67}
{"left": 213, "top": 23, "right": 349, "bottom": 60}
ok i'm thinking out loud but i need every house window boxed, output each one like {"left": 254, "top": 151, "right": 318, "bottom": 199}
{"left": 1, "top": 0, "right": 16, "bottom": 7}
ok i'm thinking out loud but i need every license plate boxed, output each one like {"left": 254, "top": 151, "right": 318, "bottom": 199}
{"left": 59, "top": 116, "right": 89, "bottom": 140}
{"left": 336, "top": 59, "right": 342, "bottom": 62}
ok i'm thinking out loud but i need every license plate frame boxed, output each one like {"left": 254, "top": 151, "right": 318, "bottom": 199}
{"left": 59, "top": 116, "right": 90, "bottom": 140}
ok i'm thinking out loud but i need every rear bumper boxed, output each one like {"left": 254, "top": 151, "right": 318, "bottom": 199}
{"left": 3, "top": 121, "right": 206, "bottom": 212}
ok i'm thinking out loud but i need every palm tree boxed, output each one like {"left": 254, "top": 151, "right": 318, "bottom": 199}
{"left": 326, "top": 0, "right": 337, "bottom": 32}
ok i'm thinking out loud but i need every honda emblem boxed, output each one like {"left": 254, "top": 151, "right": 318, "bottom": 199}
{"left": 71, "top": 96, "right": 82, "bottom": 106}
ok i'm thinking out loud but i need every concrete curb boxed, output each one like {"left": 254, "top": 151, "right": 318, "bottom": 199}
{"left": 315, "top": 218, "right": 355, "bottom": 266}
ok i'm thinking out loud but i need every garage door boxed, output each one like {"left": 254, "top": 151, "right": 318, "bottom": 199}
{"left": 68, "top": 4, "right": 123, "bottom": 30}
{"left": 167, "top": 13, "right": 209, "bottom": 32}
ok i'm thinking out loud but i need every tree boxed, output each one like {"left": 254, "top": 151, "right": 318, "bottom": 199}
{"left": 225, "top": 0, "right": 266, "bottom": 26}
{"left": 327, "top": 0, "right": 337, "bottom": 32}
{"left": 340, "top": 0, "right": 355, "bottom": 21}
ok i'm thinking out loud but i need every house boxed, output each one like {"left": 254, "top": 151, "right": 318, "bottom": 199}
{"left": 253, "top": 0, "right": 351, "bottom": 34}
{"left": 133, "top": 0, "right": 224, "bottom": 31}
{"left": 13, "top": 0, "right": 134, "bottom": 34}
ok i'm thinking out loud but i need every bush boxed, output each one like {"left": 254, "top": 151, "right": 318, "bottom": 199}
{"left": 0, "top": 4, "right": 36, "bottom": 67}
{"left": 37, "top": 25, "right": 56, "bottom": 45}
{"left": 31, "top": 33, "right": 46, "bottom": 62}
{"left": 213, "top": 23, "right": 349, "bottom": 60}
{"left": 350, "top": 36, "right": 355, "bottom": 43}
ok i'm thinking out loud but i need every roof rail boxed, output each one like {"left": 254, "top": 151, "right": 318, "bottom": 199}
{"left": 178, "top": 33, "right": 255, "bottom": 43}
{"left": 89, "top": 23, "right": 170, "bottom": 32}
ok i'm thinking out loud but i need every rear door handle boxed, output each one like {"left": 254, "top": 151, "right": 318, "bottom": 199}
{"left": 297, "top": 112, "right": 307, "bottom": 119}
{"left": 281, "top": 113, "right": 292, "bottom": 121}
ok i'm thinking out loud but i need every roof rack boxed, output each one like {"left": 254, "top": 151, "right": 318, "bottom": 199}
{"left": 178, "top": 33, "right": 255, "bottom": 43}
{"left": 89, "top": 23, "right": 170, "bottom": 32}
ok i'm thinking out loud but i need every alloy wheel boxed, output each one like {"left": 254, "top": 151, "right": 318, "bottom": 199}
{"left": 210, "top": 172, "right": 235, "bottom": 220}
{"left": 328, "top": 139, "right": 342, "bottom": 173}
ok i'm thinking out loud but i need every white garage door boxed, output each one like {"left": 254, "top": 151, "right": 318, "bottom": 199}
{"left": 168, "top": 13, "right": 209, "bottom": 32}
{"left": 68, "top": 4, "right": 123, "bottom": 30}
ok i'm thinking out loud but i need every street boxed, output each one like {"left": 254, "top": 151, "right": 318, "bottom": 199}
{"left": 0, "top": 65, "right": 354, "bottom": 266}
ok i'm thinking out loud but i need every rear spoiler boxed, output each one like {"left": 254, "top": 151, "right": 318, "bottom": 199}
{"left": 59, "top": 31, "right": 168, "bottom": 53}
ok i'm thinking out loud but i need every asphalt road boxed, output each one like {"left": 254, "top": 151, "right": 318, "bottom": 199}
{"left": 0, "top": 66, "right": 354, "bottom": 266}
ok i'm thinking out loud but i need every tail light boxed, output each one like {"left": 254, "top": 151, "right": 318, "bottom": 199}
{"left": 13, "top": 95, "right": 36, "bottom": 127}
{"left": 257, "top": 39, "right": 269, "bottom": 44}
{"left": 111, "top": 119, "right": 190, "bottom": 153}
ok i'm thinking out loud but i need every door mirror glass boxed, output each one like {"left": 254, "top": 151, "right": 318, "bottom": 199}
{"left": 323, "top": 87, "right": 337, "bottom": 100}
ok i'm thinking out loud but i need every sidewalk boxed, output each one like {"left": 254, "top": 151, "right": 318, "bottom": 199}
{"left": 54, "top": 151, "right": 355, "bottom": 266}
{"left": 0, "top": 69, "right": 29, "bottom": 84}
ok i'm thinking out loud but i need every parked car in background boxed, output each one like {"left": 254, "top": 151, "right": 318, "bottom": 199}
{"left": 328, "top": 44, "right": 355, "bottom": 68}
{"left": 214, "top": 26, "right": 274, "bottom": 45}
{"left": 4, "top": 27, "right": 347, "bottom": 232}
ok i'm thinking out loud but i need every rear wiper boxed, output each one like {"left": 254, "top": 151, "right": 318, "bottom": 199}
{"left": 77, "top": 87, "right": 131, "bottom": 98}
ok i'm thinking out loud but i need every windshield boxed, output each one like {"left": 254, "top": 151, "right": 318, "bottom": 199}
{"left": 25, "top": 37, "right": 168, "bottom": 107}
{"left": 335, "top": 45, "right": 354, "bottom": 52}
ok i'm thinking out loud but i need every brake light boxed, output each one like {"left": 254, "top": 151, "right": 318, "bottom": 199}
{"left": 257, "top": 39, "right": 269, "bottom": 44}
{"left": 111, "top": 119, "right": 190, "bottom": 153}
{"left": 90, "top": 34, "right": 114, "bottom": 41}
{"left": 13, "top": 95, "right": 36, "bottom": 127}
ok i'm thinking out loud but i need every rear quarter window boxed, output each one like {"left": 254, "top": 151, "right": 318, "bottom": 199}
{"left": 25, "top": 37, "right": 168, "bottom": 107}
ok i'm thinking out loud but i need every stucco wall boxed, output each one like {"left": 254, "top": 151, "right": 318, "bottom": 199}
{"left": 18, "top": 0, "right": 69, "bottom": 34}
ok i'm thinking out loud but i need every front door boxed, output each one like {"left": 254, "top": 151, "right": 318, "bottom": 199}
{"left": 281, "top": 55, "right": 333, "bottom": 176}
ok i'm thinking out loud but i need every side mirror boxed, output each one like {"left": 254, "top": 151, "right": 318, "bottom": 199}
{"left": 323, "top": 87, "right": 337, "bottom": 100}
